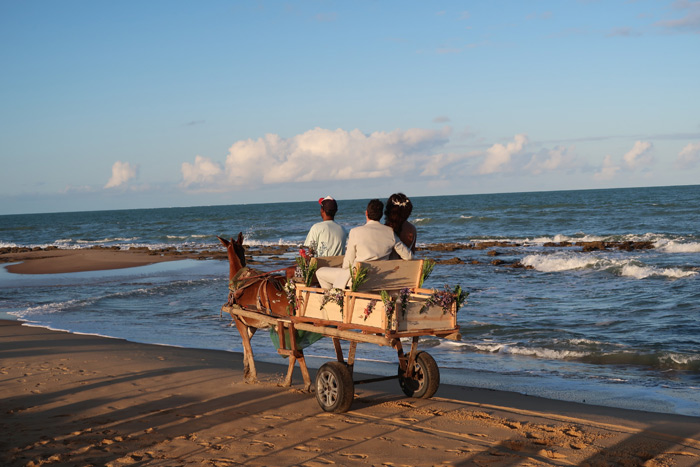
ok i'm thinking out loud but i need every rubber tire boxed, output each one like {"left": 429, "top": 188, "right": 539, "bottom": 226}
{"left": 315, "top": 361, "right": 354, "bottom": 413}
{"left": 398, "top": 351, "right": 440, "bottom": 398}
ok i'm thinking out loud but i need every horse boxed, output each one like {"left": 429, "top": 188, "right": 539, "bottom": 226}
{"left": 217, "top": 232, "right": 290, "bottom": 318}
{"left": 218, "top": 233, "right": 310, "bottom": 388}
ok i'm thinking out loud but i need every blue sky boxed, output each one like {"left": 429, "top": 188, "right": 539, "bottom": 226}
{"left": 1, "top": 0, "right": 699, "bottom": 215}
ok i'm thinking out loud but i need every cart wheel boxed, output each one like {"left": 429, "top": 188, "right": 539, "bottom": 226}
{"left": 398, "top": 351, "right": 440, "bottom": 398}
{"left": 315, "top": 361, "right": 354, "bottom": 413}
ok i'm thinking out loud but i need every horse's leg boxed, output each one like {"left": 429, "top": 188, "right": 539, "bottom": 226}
{"left": 234, "top": 317, "right": 258, "bottom": 383}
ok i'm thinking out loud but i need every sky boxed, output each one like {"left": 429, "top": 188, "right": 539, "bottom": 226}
{"left": 1, "top": 0, "right": 699, "bottom": 215}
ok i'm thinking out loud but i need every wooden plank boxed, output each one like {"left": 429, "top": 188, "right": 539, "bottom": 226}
{"left": 347, "top": 296, "right": 386, "bottom": 330}
{"left": 314, "top": 255, "right": 344, "bottom": 269}
{"left": 292, "top": 321, "right": 392, "bottom": 346}
{"left": 301, "top": 292, "right": 343, "bottom": 322}
{"left": 356, "top": 259, "right": 424, "bottom": 292}
{"left": 222, "top": 305, "right": 393, "bottom": 346}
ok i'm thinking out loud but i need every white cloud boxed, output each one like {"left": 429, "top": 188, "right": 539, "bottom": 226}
{"left": 181, "top": 127, "right": 451, "bottom": 191}
{"left": 525, "top": 145, "right": 577, "bottom": 175}
{"left": 594, "top": 155, "right": 620, "bottom": 180}
{"left": 622, "top": 141, "right": 654, "bottom": 169}
{"left": 181, "top": 155, "right": 224, "bottom": 188}
{"left": 105, "top": 161, "right": 138, "bottom": 189}
{"left": 478, "top": 134, "right": 528, "bottom": 174}
{"left": 675, "top": 142, "right": 700, "bottom": 169}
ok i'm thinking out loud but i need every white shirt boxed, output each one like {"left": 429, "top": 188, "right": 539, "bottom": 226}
{"left": 304, "top": 220, "right": 346, "bottom": 257}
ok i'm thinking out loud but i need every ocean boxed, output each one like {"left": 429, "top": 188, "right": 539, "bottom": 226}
{"left": 1, "top": 185, "right": 699, "bottom": 416}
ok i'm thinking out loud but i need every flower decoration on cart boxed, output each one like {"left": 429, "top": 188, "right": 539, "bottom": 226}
{"left": 380, "top": 290, "right": 395, "bottom": 321}
{"left": 283, "top": 279, "right": 298, "bottom": 314}
{"left": 398, "top": 287, "right": 411, "bottom": 317}
{"left": 350, "top": 264, "right": 369, "bottom": 292}
{"left": 362, "top": 299, "right": 378, "bottom": 321}
{"left": 419, "top": 284, "right": 468, "bottom": 315}
{"left": 294, "top": 243, "right": 318, "bottom": 287}
{"left": 419, "top": 259, "right": 435, "bottom": 287}
{"left": 320, "top": 288, "right": 345, "bottom": 317}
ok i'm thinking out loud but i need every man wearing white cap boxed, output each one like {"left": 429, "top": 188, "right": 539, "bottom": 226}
{"left": 304, "top": 196, "right": 347, "bottom": 257}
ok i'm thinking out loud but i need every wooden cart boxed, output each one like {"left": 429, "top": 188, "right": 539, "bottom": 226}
{"left": 221, "top": 258, "right": 462, "bottom": 413}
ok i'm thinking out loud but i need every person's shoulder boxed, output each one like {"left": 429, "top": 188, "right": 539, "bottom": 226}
{"left": 348, "top": 222, "right": 370, "bottom": 236}
{"left": 402, "top": 221, "right": 417, "bottom": 233}
{"left": 331, "top": 220, "right": 347, "bottom": 231}
{"left": 367, "top": 221, "right": 395, "bottom": 235}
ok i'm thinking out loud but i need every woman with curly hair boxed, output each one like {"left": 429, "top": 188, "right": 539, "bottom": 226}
{"left": 384, "top": 193, "right": 417, "bottom": 257}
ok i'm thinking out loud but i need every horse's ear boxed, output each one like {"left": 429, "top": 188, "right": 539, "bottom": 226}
{"left": 236, "top": 232, "right": 244, "bottom": 245}
{"left": 217, "top": 236, "right": 230, "bottom": 247}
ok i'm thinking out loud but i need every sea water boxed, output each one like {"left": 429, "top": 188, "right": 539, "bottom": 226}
{"left": 1, "top": 185, "right": 699, "bottom": 416}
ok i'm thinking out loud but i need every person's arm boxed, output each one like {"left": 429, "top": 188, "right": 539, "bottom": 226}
{"left": 400, "top": 222, "right": 417, "bottom": 253}
{"left": 342, "top": 230, "right": 357, "bottom": 269}
{"left": 393, "top": 234, "right": 414, "bottom": 260}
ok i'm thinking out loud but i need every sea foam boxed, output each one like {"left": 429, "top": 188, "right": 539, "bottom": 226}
{"left": 522, "top": 253, "right": 697, "bottom": 279}
{"left": 656, "top": 240, "right": 700, "bottom": 253}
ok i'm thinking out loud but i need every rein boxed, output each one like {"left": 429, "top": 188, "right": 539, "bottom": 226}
{"left": 234, "top": 267, "right": 289, "bottom": 282}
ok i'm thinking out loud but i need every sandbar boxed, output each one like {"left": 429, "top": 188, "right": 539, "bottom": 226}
{"left": 0, "top": 248, "right": 218, "bottom": 275}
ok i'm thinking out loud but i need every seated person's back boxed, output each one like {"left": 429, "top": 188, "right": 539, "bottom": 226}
{"left": 316, "top": 199, "right": 413, "bottom": 290}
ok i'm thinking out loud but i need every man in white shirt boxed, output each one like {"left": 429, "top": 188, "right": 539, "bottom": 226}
{"left": 304, "top": 196, "right": 346, "bottom": 257}
{"left": 316, "top": 199, "right": 413, "bottom": 289}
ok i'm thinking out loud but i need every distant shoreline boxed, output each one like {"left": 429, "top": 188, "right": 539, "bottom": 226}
{"left": 1, "top": 237, "right": 661, "bottom": 275}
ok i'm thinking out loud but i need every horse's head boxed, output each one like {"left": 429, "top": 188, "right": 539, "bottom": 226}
{"left": 218, "top": 232, "right": 246, "bottom": 275}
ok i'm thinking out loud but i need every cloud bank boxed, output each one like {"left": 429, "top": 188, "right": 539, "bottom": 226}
{"left": 179, "top": 127, "right": 697, "bottom": 193}
{"left": 181, "top": 127, "right": 451, "bottom": 190}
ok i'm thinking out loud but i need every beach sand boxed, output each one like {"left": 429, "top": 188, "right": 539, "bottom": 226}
{"left": 2, "top": 320, "right": 700, "bottom": 467}
{"left": 2, "top": 250, "right": 700, "bottom": 466}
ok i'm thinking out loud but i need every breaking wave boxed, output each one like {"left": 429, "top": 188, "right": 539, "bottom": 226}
{"left": 438, "top": 340, "right": 700, "bottom": 372}
{"left": 655, "top": 239, "right": 700, "bottom": 253}
{"left": 521, "top": 253, "right": 697, "bottom": 279}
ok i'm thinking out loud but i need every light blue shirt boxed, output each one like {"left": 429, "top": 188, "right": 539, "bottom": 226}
{"left": 304, "top": 220, "right": 347, "bottom": 256}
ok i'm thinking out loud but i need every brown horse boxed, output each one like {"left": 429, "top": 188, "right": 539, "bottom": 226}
{"left": 218, "top": 233, "right": 303, "bottom": 385}
{"left": 218, "top": 232, "right": 290, "bottom": 318}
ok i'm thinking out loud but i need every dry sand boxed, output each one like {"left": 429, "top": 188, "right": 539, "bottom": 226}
{"left": 2, "top": 320, "right": 700, "bottom": 467}
{"left": 2, "top": 249, "right": 700, "bottom": 466}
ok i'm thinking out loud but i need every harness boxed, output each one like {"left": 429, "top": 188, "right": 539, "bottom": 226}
{"left": 227, "top": 266, "right": 287, "bottom": 314}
